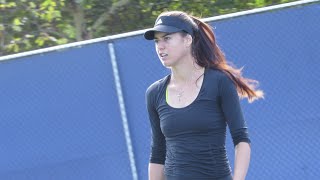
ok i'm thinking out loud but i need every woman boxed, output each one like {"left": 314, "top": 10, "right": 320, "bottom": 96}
{"left": 144, "top": 11, "right": 263, "bottom": 180}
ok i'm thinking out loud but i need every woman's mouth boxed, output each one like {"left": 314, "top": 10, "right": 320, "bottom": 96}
{"left": 159, "top": 53, "right": 168, "bottom": 58}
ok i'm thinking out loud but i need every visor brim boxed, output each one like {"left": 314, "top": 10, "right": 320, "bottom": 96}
{"left": 144, "top": 25, "right": 182, "bottom": 40}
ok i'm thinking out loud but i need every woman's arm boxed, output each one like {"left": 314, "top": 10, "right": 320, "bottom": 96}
{"left": 146, "top": 84, "right": 166, "bottom": 180}
{"left": 218, "top": 74, "right": 251, "bottom": 180}
{"left": 149, "top": 163, "right": 165, "bottom": 180}
{"left": 233, "top": 142, "right": 251, "bottom": 180}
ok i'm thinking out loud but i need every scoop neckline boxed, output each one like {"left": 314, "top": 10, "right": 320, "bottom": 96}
{"left": 164, "top": 68, "right": 206, "bottom": 110}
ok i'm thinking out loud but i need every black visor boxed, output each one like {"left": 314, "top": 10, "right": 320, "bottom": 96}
{"left": 144, "top": 16, "right": 194, "bottom": 40}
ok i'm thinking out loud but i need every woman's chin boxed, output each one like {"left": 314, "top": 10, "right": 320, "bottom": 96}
{"left": 161, "top": 61, "right": 173, "bottom": 68}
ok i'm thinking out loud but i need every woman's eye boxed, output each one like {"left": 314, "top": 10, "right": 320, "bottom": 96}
{"left": 164, "top": 36, "right": 171, "bottom": 41}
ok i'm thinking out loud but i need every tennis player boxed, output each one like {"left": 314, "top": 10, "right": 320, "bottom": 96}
{"left": 144, "top": 11, "right": 263, "bottom": 180}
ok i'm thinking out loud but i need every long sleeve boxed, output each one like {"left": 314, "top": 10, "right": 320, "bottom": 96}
{"left": 219, "top": 74, "right": 251, "bottom": 146}
{"left": 146, "top": 84, "right": 166, "bottom": 164}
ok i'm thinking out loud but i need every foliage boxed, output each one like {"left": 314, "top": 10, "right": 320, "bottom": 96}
{"left": 0, "top": 0, "right": 299, "bottom": 56}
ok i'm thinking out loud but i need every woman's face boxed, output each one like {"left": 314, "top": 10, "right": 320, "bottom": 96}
{"left": 154, "top": 31, "right": 191, "bottom": 68}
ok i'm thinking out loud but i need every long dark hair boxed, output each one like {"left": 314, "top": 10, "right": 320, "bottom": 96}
{"left": 159, "top": 11, "right": 264, "bottom": 102}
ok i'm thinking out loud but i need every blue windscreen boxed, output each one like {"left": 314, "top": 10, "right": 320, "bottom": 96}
{"left": 0, "top": 2, "right": 319, "bottom": 180}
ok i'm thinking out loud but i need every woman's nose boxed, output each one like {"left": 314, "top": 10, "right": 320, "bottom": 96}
{"left": 157, "top": 41, "right": 165, "bottom": 50}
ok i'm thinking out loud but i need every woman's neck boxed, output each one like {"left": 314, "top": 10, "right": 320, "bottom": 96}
{"left": 170, "top": 58, "right": 205, "bottom": 84}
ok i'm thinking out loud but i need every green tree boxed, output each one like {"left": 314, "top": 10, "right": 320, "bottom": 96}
{"left": 0, "top": 0, "right": 299, "bottom": 56}
{"left": 0, "top": 0, "right": 132, "bottom": 55}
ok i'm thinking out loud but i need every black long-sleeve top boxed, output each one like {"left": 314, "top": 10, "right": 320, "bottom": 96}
{"left": 146, "top": 68, "right": 251, "bottom": 179}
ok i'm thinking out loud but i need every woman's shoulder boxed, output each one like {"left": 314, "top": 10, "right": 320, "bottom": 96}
{"left": 206, "top": 68, "right": 230, "bottom": 81}
{"left": 205, "top": 68, "right": 236, "bottom": 92}
{"left": 146, "top": 75, "right": 170, "bottom": 96}
{"left": 206, "top": 68, "right": 239, "bottom": 100}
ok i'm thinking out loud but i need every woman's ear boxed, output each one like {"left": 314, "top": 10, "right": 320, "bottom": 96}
{"left": 184, "top": 34, "right": 193, "bottom": 47}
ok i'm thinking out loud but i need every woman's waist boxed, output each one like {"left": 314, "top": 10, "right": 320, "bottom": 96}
{"left": 165, "top": 174, "right": 233, "bottom": 180}
{"left": 164, "top": 155, "right": 231, "bottom": 179}
{"left": 165, "top": 143, "right": 229, "bottom": 165}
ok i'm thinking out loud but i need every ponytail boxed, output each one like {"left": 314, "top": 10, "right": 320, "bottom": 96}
{"left": 191, "top": 16, "right": 264, "bottom": 102}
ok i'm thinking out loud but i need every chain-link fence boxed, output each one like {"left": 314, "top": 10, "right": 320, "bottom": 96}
{"left": 0, "top": 1, "right": 319, "bottom": 179}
